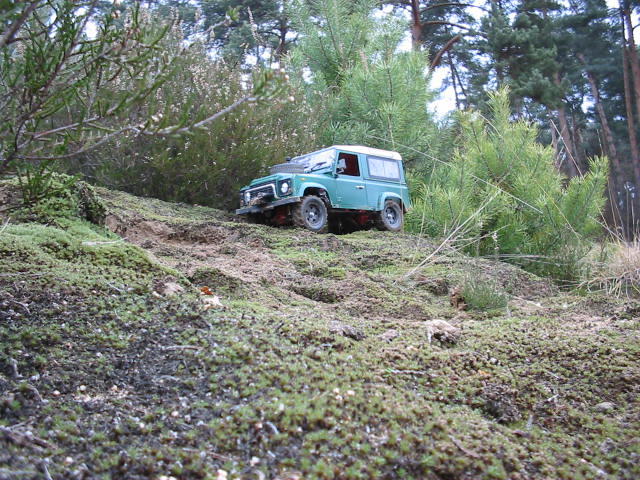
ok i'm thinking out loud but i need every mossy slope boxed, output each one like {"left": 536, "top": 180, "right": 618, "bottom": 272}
{"left": 0, "top": 184, "right": 638, "bottom": 480}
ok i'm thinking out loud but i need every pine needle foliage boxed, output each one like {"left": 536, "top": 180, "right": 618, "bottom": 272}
{"left": 289, "top": 0, "right": 438, "bottom": 165}
{"left": 407, "top": 89, "right": 608, "bottom": 282}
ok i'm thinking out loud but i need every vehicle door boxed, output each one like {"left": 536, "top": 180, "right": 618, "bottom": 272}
{"left": 334, "top": 151, "right": 368, "bottom": 209}
{"left": 364, "top": 155, "right": 403, "bottom": 208}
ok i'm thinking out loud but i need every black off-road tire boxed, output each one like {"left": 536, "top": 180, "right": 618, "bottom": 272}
{"left": 246, "top": 213, "right": 266, "bottom": 224}
{"left": 375, "top": 200, "right": 403, "bottom": 232}
{"left": 292, "top": 195, "right": 328, "bottom": 233}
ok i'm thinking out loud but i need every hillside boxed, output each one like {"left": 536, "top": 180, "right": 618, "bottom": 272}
{"left": 1, "top": 184, "right": 639, "bottom": 480}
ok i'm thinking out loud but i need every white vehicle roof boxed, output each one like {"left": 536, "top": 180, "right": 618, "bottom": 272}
{"left": 293, "top": 145, "right": 403, "bottom": 162}
{"left": 331, "top": 145, "right": 403, "bottom": 161}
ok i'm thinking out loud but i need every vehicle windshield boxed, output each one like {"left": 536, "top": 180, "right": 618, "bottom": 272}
{"left": 291, "top": 148, "right": 335, "bottom": 173}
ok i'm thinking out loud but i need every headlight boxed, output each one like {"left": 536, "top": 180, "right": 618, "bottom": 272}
{"left": 279, "top": 180, "right": 292, "bottom": 196}
{"left": 244, "top": 191, "right": 251, "bottom": 204}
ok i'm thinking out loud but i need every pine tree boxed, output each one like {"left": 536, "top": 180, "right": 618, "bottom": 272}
{"left": 407, "top": 89, "right": 608, "bottom": 281}
{"left": 290, "top": 0, "right": 438, "bottom": 164}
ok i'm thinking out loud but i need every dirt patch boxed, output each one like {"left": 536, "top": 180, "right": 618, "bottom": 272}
{"left": 292, "top": 284, "right": 342, "bottom": 303}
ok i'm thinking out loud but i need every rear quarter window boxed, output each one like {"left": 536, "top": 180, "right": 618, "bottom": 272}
{"left": 367, "top": 156, "right": 401, "bottom": 181}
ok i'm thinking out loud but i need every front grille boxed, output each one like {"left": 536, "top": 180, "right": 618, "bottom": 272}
{"left": 250, "top": 185, "right": 274, "bottom": 199}
{"left": 247, "top": 183, "right": 275, "bottom": 204}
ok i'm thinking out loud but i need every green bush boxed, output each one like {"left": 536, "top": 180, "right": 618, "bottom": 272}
{"left": 14, "top": 174, "right": 106, "bottom": 226}
{"left": 407, "top": 89, "right": 608, "bottom": 282}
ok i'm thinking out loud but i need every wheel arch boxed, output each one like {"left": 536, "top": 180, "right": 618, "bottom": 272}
{"left": 378, "top": 193, "right": 406, "bottom": 212}
{"left": 301, "top": 183, "right": 332, "bottom": 207}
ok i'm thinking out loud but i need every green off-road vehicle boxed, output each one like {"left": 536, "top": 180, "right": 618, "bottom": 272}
{"left": 236, "top": 145, "right": 411, "bottom": 233}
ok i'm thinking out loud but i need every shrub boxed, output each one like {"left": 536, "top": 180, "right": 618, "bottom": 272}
{"left": 68, "top": 38, "right": 318, "bottom": 211}
{"left": 407, "top": 89, "right": 608, "bottom": 282}
{"left": 462, "top": 276, "right": 509, "bottom": 311}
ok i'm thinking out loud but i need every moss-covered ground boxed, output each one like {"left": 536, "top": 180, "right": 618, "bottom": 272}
{"left": 1, "top": 183, "right": 638, "bottom": 479}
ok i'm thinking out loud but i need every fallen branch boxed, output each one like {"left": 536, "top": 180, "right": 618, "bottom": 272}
{"left": 82, "top": 238, "right": 125, "bottom": 246}
{"left": 449, "top": 434, "right": 480, "bottom": 458}
{"left": 0, "top": 426, "right": 54, "bottom": 450}
{"left": 160, "top": 345, "right": 202, "bottom": 351}
{"left": 0, "top": 218, "right": 10, "bottom": 234}
{"left": 382, "top": 369, "right": 429, "bottom": 376}
{"left": 24, "top": 383, "right": 43, "bottom": 403}
{"left": 0, "top": 468, "right": 37, "bottom": 479}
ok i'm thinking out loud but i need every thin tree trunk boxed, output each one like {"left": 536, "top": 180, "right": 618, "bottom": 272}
{"left": 447, "top": 50, "right": 460, "bottom": 109}
{"left": 571, "top": 111, "right": 586, "bottom": 173}
{"left": 273, "top": 0, "right": 288, "bottom": 62}
{"left": 621, "top": 3, "right": 640, "bottom": 121}
{"left": 556, "top": 106, "right": 578, "bottom": 177}
{"left": 553, "top": 73, "right": 578, "bottom": 177}
{"left": 623, "top": 44, "right": 640, "bottom": 186}
{"left": 578, "top": 54, "right": 621, "bottom": 171}
{"left": 550, "top": 117, "right": 559, "bottom": 154}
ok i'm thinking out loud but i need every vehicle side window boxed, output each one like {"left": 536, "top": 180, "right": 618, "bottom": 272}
{"left": 336, "top": 153, "right": 360, "bottom": 176}
{"left": 367, "top": 156, "right": 400, "bottom": 181}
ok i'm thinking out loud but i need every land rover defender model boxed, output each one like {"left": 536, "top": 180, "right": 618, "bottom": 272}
{"left": 235, "top": 145, "right": 411, "bottom": 233}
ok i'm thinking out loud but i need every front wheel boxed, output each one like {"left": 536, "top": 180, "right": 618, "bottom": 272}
{"left": 375, "top": 200, "right": 403, "bottom": 232}
{"left": 292, "top": 195, "right": 328, "bottom": 233}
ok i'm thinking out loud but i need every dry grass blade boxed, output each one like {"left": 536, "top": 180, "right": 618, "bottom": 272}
{"left": 582, "top": 239, "right": 640, "bottom": 297}
{"left": 404, "top": 190, "right": 500, "bottom": 279}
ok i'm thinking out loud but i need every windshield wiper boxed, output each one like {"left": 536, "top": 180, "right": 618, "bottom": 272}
{"left": 308, "top": 162, "right": 330, "bottom": 173}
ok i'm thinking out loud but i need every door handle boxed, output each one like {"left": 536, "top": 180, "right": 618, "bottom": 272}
{"left": 355, "top": 185, "right": 364, "bottom": 190}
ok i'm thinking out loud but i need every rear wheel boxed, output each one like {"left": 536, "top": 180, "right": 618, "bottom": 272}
{"left": 375, "top": 200, "right": 403, "bottom": 232}
{"left": 292, "top": 195, "right": 328, "bottom": 233}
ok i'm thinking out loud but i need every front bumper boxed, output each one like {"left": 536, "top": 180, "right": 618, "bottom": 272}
{"left": 235, "top": 196, "right": 301, "bottom": 215}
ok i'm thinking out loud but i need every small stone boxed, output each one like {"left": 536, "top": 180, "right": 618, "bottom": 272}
{"left": 250, "top": 456, "right": 260, "bottom": 466}
{"left": 594, "top": 402, "right": 616, "bottom": 413}
{"left": 171, "top": 410, "right": 179, "bottom": 418}
{"left": 216, "top": 470, "right": 228, "bottom": 480}
{"left": 425, "top": 319, "right": 461, "bottom": 344}
{"left": 64, "top": 456, "right": 74, "bottom": 465}
{"left": 78, "top": 385, "right": 87, "bottom": 392}
{"left": 329, "top": 321, "right": 364, "bottom": 341}
{"left": 378, "top": 329, "right": 399, "bottom": 342}
{"left": 155, "top": 281, "right": 184, "bottom": 297}
{"left": 52, "top": 390, "right": 61, "bottom": 397}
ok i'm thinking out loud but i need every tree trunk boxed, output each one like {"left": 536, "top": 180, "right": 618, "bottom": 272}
{"left": 410, "top": 0, "right": 422, "bottom": 50}
{"left": 571, "top": 111, "right": 587, "bottom": 174}
{"left": 556, "top": 106, "right": 578, "bottom": 177}
{"left": 577, "top": 54, "right": 621, "bottom": 172}
{"left": 621, "top": 3, "right": 640, "bottom": 121}
{"left": 447, "top": 50, "right": 460, "bottom": 109}
{"left": 623, "top": 44, "right": 640, "bottom": 186}
{"left": 274, "top": 18, "right": 288, "bottom": 61}
{"left": 552, "top": 73, "right": 578, "bottom": 177}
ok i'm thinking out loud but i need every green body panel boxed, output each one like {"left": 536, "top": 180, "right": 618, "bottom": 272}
{"left": 237, "top": 147, "right": 411, "bottom": 213}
